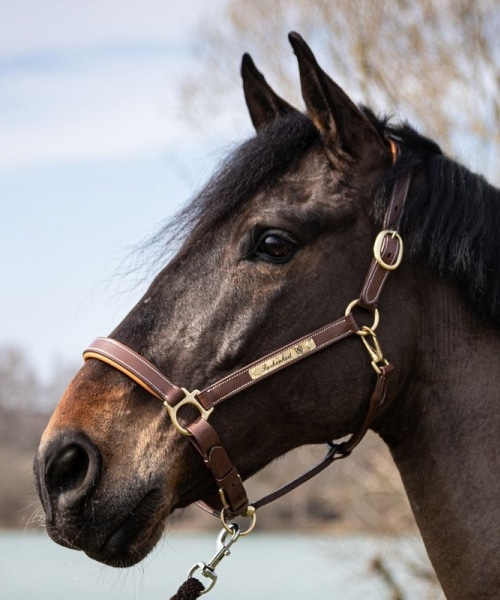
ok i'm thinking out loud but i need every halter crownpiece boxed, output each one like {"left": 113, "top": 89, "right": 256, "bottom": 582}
{"left": 83, "top": 139, "right": 410, "bottom": 523}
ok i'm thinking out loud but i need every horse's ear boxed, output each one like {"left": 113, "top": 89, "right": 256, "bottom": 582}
{"left": 241, "top": 53, "right": 299, "bottom": 131}
{"left": 288, "top": 32, "right": 387, "bottom": 166}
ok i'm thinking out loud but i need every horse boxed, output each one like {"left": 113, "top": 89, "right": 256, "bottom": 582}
{"left": 33, "top": 32, "right": 500, "bottom": 599}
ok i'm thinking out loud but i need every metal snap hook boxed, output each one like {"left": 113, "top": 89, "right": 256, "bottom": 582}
{"left": 356, "top": 326, "right": 389, "bottom": 375}
{"left": 187, "top": 523, "right": 241, "bottom": 595}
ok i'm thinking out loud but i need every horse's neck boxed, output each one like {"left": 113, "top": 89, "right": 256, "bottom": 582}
{"left": 382, "top": 279, "right": 500, "bottom": 599}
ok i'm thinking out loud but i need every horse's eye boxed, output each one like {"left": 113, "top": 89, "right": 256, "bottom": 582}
{"left": 254, "top": 231, "right": 296, "bottom": 263}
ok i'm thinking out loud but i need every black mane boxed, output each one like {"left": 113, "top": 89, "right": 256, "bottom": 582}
{"left": 383, "top": 119, "right": 500, "bottom": 325}
{"left": 149, "top": 113, "right": 317, "bottom": 257}
{"left": 151, "top": 109, "right": 500, "bottom": 325}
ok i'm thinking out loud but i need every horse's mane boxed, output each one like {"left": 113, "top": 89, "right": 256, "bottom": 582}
{"left": 150, "top": 109, "right": 500, "bottom": 325}
{"left": 148, "top": 113, "right": 317, "bottom": 257}
{"left": 377, "top": 113, "right": 500, "bottom": 325}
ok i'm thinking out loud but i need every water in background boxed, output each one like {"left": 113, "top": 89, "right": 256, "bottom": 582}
{"left": 1, "top": 531, "right": 438, "bottom": 599}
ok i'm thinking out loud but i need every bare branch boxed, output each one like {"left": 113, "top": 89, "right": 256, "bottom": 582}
{"left": 182, "top": 0, "right": 500, "bottom": 182}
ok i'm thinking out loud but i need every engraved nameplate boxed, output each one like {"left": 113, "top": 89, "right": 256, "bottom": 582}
{"left": 248, "top": 338, "right": 317, "bottom": 380}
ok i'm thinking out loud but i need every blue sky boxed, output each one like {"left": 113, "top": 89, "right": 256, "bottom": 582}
{"left": 0, "top": 0, "right": 251, "bottom": 381}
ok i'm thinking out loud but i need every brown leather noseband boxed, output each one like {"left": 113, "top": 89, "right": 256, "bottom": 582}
{"left": 83, "top": 141, "right": 411, "bottom": 525}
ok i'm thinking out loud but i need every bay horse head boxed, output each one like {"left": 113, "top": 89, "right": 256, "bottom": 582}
{"left": 34, "top": 33, "right": 500, "bottom": 598}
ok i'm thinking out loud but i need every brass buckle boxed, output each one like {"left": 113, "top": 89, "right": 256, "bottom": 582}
{"left": 373, "top": 230, "right": 403, "bottom": 271}
{"left": 163, "top": 388, "right": 213, "bottom": 436}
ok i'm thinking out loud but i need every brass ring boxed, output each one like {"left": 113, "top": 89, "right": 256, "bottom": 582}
{"left": 345, "top": 300, "right": 380, "bottom": 332}
{"left": 221, "top": 505, "right": 257, "bottom": 537}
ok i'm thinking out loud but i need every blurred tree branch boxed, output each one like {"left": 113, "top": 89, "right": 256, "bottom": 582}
{"left": 0, "top": 345, "right": 76, "bottom": 413}
{"left": 0, "top": 345, "right": 78, "bottom": 527}
{"left": 0, "top": 346, "right": 39, "bottom": 412}
{"left": 183, "top": 0, "right": 500, "bottom": 181}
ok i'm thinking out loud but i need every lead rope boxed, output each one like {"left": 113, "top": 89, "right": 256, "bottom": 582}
{"left": 169, "top": 578, "right": 204, "bottom": 600}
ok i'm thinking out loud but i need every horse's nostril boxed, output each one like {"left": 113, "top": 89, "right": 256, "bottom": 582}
{"left": 35, "top": 432, "right": 102, "bottom": 516}
{"left": 34, "top": 431, "right": 103, "bottom": 545}
{"left": 46, "top": 443, "right": 90, "bottom": 495}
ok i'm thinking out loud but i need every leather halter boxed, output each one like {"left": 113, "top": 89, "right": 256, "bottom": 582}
{"left": 83, "top": 140, "right": 411, "bottom": 523}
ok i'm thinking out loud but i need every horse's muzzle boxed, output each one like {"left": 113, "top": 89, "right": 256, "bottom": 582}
{"left": 33, "top": 430, "right": 102, "bottom": 540}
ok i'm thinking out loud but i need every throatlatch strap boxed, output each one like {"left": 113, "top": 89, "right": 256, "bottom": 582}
{"left": 338, "top": 363, "right": 394, "bottom": 455}
{"left": 251, "top": 363, "right": 394, "bottom": 510}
